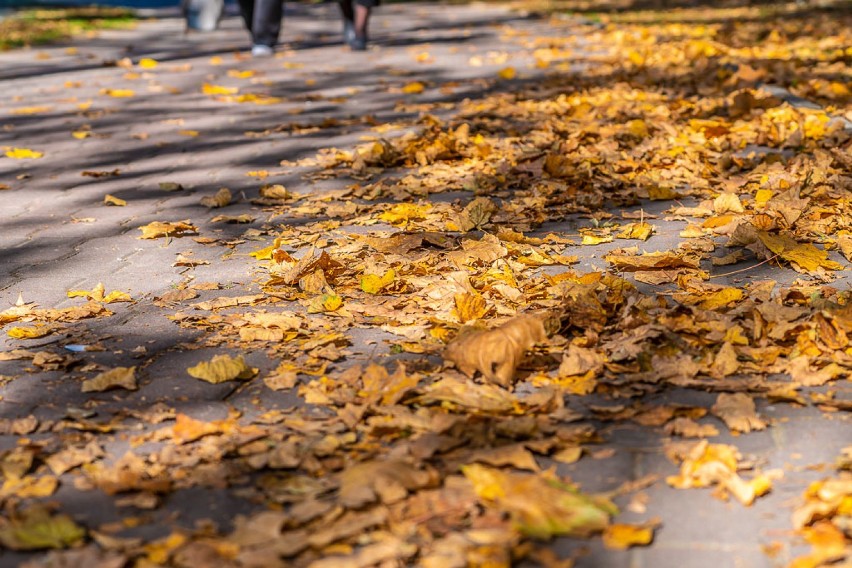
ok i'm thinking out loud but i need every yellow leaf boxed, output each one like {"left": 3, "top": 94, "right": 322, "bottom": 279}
{"left": 12, "top": 106, "right": 51, "bottom": 115}
{"left": 209, "top": 56, "right": 223, "bottom": 65}
{"left": 187, "top": 354, "right": 258, "bottom": 384}
{"left": 626, "top": 119, "right": 649, "bottom": 138}
{"left": 754, "top": 189, "right": 772, "bottom": 206}
{"left": 7, "top": 326, "right": 54, "bottom": 340}
{"left": 497, "top": 67, "right": 516, "bottom": 80}
{"left": 5, "top": 148, "right": 43, "bottom": 159}
{"left": 714, "top": 193, "right": 744, "bottom": 214}
{"left": 227, "top": 69, "right": 256, "bottom": 78}
{"left": 138, "top": 220, "right": 198, "bottom": 239}
{"left": 82, "top": 367, "right": 137, "bottom": 392}
{"left": 178, "top": 129, "right": 199, "bottom": 137}
{"left": 103, "top": 194, "right": 126, "bottom": 206}
{"left": 145, "top": 532, "right": 188, "bottom": 565}
{"left": 246, "top": 170, "right": 269, "bottom": 179}
{"left": 200, "top": 187, "right": 231, "bottom": 208}
{"left": 360, "top": 269, "right": 395, "bottom": 294}
{"left": 401, "top": 81, "right": 425, "bottom": 94}
{"left": 378, "top": 203, "right": 431, "bottom": 225}
{"left": 322, "top": 293, "right": 343, "bottom": 312}
{"left": 602, "top": 524, "right": 655, "bottom": 549}
{"left": 71, "top": 131, "right": 91, "bottom": 139}
{"left": 100, "top": 89, "right": 135, "bottom": 98}
{"left": 757, "top": 232, "right": 844, "bottom": 272}
{"left": 0, "top": 506, "right": 85, "bottom": 550}
{"left": 1, "top": 476, "right": 59, "bottom": 499}
{"left": 233, "top": 93, "right": 281, "bottom": 104}
{"left": 138, "top": 58, "right": 158, "bottom": 69}
{"left": 202, "top": 83, "right": 238, "bottom": 95}
{"left": 462, "top": 464, "right": 615, "bottom": 538}
{"left": 453, "top": 292, "right": 488, "bottom": 323}
{"left": 616, "top": 222, "right": 653, "bottom": 241}
{"left": 581, "top": 234, "right": 613, "bottom": 246}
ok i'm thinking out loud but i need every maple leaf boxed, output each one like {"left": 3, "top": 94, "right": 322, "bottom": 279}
{"left": 0, "top": 506, "right": 85, "bottom": 550}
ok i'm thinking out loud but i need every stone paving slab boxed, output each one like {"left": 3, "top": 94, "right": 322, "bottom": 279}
{"left": 0, "top": 3, "right": 851, "bottom": 567}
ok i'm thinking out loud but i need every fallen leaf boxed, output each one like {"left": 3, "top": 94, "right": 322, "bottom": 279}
{"left": 5, "top": 148, "right": 43, "bottom": 159}
{"left": 138, "top": 220, "right": 198, "bottom": 239}
{"left": 103, "top": 194, "right": 126, "bottom": 206}
{"left": 602, "top": 522, "right": 656, "bottom": 549}
{"left": 462, "top": 463, "right": 614, "bottom": 538}
{"left": 711, "top": 393, "right": 767, "bottom": 433}
{"left": 0, "top": 506, "right": 86, "bottom": 550}
{"left": 82, "top": 367, "right": 137, "bottom": 392}
{"left": 187, "top": 354, "right": 258, "bottom": 383}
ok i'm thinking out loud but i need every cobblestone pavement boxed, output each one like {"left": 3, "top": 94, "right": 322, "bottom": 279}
{"left": 0, "top": 3, "right": 850, "bottom": 567}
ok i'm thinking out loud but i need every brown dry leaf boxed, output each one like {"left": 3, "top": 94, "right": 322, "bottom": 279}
{"left": 338, "top": 459, "right": 438, "bottom": 508}
{"left": 469, "top": 444, "right": 540, "bottom": 472}
{"left": 461, "top": 463, "right": 615, "bottom": 538}
{"left": 605, "top": 250, "right": 700, "bottom": 271}
{"left": 756, "top": 231, "right": 844, "bottom": 273}
{"left": 103, "top": 194, "right": 126, "bottom": 206}
{"left": 82, "top": 367, "right": 137, "bottom": 393}
{"left": 45, "top": 442, "right": 104, "bottom": 475}
{"left": 187, "top": 354, "right": 258, "bottom": 384}
{"left": 200, "top": 187, "right": 232, "bottom": 208}
{"left": 711, "top": 393, "right": 767, "bottom": 434}
{"left": 138, "top": 220, "right": 197, "bottom": 239}
{"left": 664, "top": 418, "right": 719, "bottom": 439}
{"left": 416, "top": 376, "right": 519, "bottom": 414}
{"left": 444, "top": 314, "right": 548, "bottom": 387}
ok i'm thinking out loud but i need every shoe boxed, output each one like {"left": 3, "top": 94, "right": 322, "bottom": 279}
{"left": 343, "top": 19, "right": 356, "bottom": 46}
{"left": 349, "top": 35, "right": 367, "bottom": 51}
{"left": 251, "top": 44, "right": 274, "bottom": 57}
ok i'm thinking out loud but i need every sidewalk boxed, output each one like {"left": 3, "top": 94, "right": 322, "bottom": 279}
{"left": 0, "top": 2, "right": 850, "bottom": 567}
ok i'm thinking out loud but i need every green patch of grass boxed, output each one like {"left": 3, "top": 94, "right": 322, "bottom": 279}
{"left": 0, "top": 7, "right": 136, "bottom": 51}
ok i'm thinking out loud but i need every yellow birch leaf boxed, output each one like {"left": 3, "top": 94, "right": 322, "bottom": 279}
{"left": 103, "top": 194, "right": 126, "bottom": 206}
{"left": 202, "top": 83, "right": 238, "bottom": 95}
{"left": 71, "top": 131, "right": 91, "bottom": 139}
{"left": 754, "top": 189, "right": 772, "bottom": 206}
{"left": 227, "top": 69, "right": 256, "bottom": 78}
{"left": 498, "top": 67, "right": 516, "bottom": 80}
{"left": 582, "top": 234, "right": 613, "bottom": 246}
{"left": 145, "top": 532, "right": 188, "bottom": 565}
{"left": 187, "top": 354, "right": 258, "bottom": 384}
{"left": 5, "top": 148, "right": 43, "bottom": 159}
{"left": 102, "top": 290, "right": 132, "bottom": 303}
{"left": 714, "top": 193, "right": 744, "bottom": 214}
{"left": 209, "top": 56, "right": 223, "bottom": 65}
{"left": 360, "top": 269, "right": 395, "bottom": 294}
{"left": 379, "top": 203, "right": 431, "bottom": 225}
{"left": 616, "top": 222, "right": 653, "bottom": 241}
{"left": 178, "top": 130, "right": 199, "bottom": 137}
{"left": 138, "top": 58, "right": 158, "bottom": 69}
{"left": 12, "top": 106, "right": 51, "bottom": 115}
{"left": 100, "top": 89, "right": 135, "bottom": 98}
{"left": 1, "top": 476, "right": 59, "bottom": 499}
{"left": 602, "top": 523, "right": 655, "bottom": 549}
{"left": 82, "top": 367, "right": 137, "bottom": 392}
{"left": 7, "top": 326, "right": 54, "bottom": 340}
{"left": 402, "top": 81, "right": 425, "bottom": 94}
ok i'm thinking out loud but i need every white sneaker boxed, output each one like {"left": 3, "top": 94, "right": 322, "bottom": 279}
{"left": 251, "top": 44, "right": 274, "bottom": 57}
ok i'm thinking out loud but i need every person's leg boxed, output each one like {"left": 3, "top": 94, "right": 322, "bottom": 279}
{"left": 339, "top": 0, "right": 355, "bottom": 44}
{"left": 251, "top": 0, "right": 283, "bottom": 49}
{"left": 348, "top": 0, "right": 378, "bottom": 50}
{"left": 237, "top": 0, "right": 254, "bottom": 36}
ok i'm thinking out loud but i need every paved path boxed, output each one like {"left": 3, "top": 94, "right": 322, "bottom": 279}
{"left": 0, "top": 3, "right": 850, "bottom": 567}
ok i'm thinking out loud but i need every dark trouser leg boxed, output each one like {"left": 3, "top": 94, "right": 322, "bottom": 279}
{"left": 339, "top": 0, "right": 354, "bottom": 23}
{"left": 239, "top": 0, "right": 283, "bottom": 47}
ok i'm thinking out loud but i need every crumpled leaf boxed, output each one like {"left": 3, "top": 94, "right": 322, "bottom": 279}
{"left": 0, "top": 506, "right": 86, "bottom": 550}
{"left": 756, "top": 231, "right": 844, "bottom": 272}
{"left": 444, "top": 314, "right": 548, "bottom": 387}
{"left": 138, "top": 220, "right": 197, "bottom": 239}
{"left": 711, "top": 393, "right": 767, "bottom": 433}
{"left": 82, "top": 367, "right": 137, "bottom": 393}
{"left": 7, "top": 325, "right": 56, "bottom": 339}
{"left": 187, "top": 354, "right": 258, "bottom": 384}
{"left": 416, "top": 376, "right": 519, "bottom": 413}
{"left": 605, "top": 250, "right": 700, "bottom": 271}
{"left": 339, "top": 459, "right": 438, "bottom": 508}
{"left": 103, "top": 194, "right": 126, "bottom": 206}
{"left": 462, "top": 463, "right": 615, "bottom": 538}
{"left": 67, "top": 282, "right": 131, "bottom": 303}
{"left": 200, "top": 187, "right": 232, "bottom": 208}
